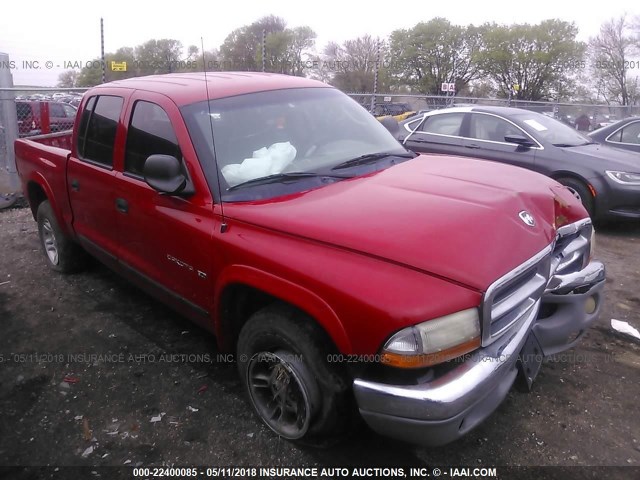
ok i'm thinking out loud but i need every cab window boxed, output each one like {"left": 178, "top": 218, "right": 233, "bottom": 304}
{"left": 79, "top": 95, "right": 123, "bottom": 167}
{"left": 124, "top": 101, "right": 181, "bottom": 177}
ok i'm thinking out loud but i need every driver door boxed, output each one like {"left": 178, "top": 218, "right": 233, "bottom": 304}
{"left": 462, "top": 113, "right": 538, "bottom": 171}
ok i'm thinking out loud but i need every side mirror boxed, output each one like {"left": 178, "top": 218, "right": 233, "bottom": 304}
{"left": 143, "top": 154, "right": 191, "bottom": 196}
{"left": 504, "top": 134, "right": 535, "bottom": 148}
{"left": 380, "top": 116, "right": 400, "bottom": 135}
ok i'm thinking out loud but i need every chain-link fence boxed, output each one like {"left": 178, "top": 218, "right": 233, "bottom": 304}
{"left": 1, "top": 52, "right": 87, "bottom": 204}
{"left": 0, "top": 88, "right": 86, "bottom": 203}
{"left": 349, "top": 93, "right": 640, "bottom": 130}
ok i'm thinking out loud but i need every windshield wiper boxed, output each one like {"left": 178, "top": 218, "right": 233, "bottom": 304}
{"left": 331, "top": 151, "right": 416, "bottom": 170}
{"left": 227, "top": 172, "right": 350, "bottom": 191}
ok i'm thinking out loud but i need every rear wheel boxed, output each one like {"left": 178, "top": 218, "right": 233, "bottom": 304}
{"left": 36, "top": 200, "right": 87, "bottom": 273}
{"left": 237, "top": 304, "right": 354, "bottom": 443}
{"left": 556, "top": 177, "right": 594, "bottom": 218}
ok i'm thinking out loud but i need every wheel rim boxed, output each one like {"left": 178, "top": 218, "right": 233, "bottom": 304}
{"left": 42, "top": 219, "right": 59, "bottom": 265}
{"left": 246, "top": 350, "right": 315, "bottom": 439}
{"left": 565, "top": 186, "right": 582, "bottom": 203}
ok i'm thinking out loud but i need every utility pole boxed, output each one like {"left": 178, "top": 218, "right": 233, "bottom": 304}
{"left": 100, "top": 18, "right": 106, "bottom": 84}
{"left": 262, "top": 30, "right": 266, "bottom": 73}
{"left": 370, "top": 39, "right": 380, "bottom": 113}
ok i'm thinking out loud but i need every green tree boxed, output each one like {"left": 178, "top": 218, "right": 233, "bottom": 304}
{"left": 255, "top": 26, "right": 317, "bottom": 75}
{"left": 135, "top": 39, "right": 188, "bottom": 75}
{"left": 76, "top": 47, "right": 136, "bottom": 86}
{"left": 57, "top": 70, "right": 80, "bottom": 88}
{"left": 476, "top": 20, "right": 586, "bottom": 101}
{"left": 389, "top": 18, "right": 483, "bottom": 94}
{"left": 76, "top": 41, "right": 197, "bottom": 87}
{"left": 220, "top": 15, "right": 287, "bottom": 71}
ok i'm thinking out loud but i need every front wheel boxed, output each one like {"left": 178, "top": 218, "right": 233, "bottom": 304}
{"left": 556, "top": 177, "right": 594, "bottom": 218}
{"left": 237, "top": 304, "right": 353, "bottom": 443}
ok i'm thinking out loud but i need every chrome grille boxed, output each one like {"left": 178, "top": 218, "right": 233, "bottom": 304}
{"left": 481, "top": 218, "right": 593, "bottom": 346}
{"left": 481, "top": 246, "right": 551, "bottom": 346}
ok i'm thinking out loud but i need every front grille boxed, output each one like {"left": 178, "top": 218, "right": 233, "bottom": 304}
{"left": 481, "top": 246, "right": 551, "bottom": 346}
{"left": 481, "top": 218, "right": 593, "bottom": 346}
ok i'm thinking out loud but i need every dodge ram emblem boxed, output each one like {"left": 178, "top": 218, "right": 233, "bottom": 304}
{"left": 519, "top": 210, "right": 536, "bottom": 227}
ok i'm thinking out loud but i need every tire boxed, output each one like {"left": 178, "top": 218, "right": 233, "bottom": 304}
{"left": 237, "top": 304, "right": 354, "bottom": 444}
{"left": 36, "top": 200, "right": 87, "bottom": 273}
{"left": 556, "top": 177, "right": 594, "bottom": 218}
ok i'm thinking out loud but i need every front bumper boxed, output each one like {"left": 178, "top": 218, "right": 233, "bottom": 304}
{"left": 353, "top": 260, "right": 605, "bottom": 447}
{"left": 595, "top": 179, "right": 640, "bottom": 220}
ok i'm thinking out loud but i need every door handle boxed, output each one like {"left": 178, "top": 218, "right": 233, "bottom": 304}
{"left": 465, "top": 143, "right": 480, "bottom": 149}
{"left": 115, "top": 198, "right": 129, "bottom": 214}
{"left": 70, "top": 179, "right": 80, "bottom": 191}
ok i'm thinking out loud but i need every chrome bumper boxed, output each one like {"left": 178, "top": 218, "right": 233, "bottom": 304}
{"left": 353, "top": 260, "right": 605, "bottom": 447}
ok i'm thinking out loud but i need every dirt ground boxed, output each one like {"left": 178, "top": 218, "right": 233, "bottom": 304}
{"left": 0, "top": 204, "right": 639, "bottom": 477}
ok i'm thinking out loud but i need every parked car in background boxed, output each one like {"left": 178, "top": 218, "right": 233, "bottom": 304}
{"left": 394, "top": 106, "right": 640, "bottom": 221}
{"left": 16, "top": 100, "right": 77, "bottom": 136}
{"left": 592, "top": 114, "right": 618, "bottom": 130}
{"left": 372, "top": 102, "right": 415, "bottom": 121}
{"left": 589, "top": 117, "right": 640, "bottom": 154}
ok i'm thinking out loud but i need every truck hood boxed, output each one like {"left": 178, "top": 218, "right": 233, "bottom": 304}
{"left": 223, "top": 155, "right": 586, "bottom": 291}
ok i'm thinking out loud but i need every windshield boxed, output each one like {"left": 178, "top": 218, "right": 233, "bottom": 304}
{"left": 513, "top": 112, "right": 593, "bottom": 147}
{"left": 181, "top": 88, "right": 408, "bottom": 201}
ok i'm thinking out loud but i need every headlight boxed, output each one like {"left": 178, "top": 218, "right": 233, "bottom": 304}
{"left": 605, "top": 171, "right": 640, "bottom": 185}
{"left": 380, "top": 308, "right": 481, "bottom": 368}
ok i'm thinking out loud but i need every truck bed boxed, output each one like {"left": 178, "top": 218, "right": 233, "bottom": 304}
{"left": 14, "top": 130, "right": 74, "bottom": 231}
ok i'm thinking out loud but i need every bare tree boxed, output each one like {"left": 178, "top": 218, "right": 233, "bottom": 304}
{"left": 589, "top": 15, "right": 638, "bottom": 105}
{"left": 316, "top": 35, "right": 390, "bottom": 92}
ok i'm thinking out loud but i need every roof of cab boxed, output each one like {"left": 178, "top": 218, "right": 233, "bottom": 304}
{"left": 92, "top": 72, "right": 331, "bottom": 106}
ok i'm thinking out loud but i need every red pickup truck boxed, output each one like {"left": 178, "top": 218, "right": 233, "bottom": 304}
{"left": 14, "top": 73, "right": 605, "bottom": 446}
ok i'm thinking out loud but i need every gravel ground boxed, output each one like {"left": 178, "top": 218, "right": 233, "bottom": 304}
{"left": 0, "top": 205, "right": 639, "bottom": 478}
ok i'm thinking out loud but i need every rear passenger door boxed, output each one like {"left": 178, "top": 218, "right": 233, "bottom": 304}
{"left": 114, "top": 92, "right": 216, "bottom": 319}
{"left": 67, "top": 93, "right": 126, "bottom": 262}
{"left": 401, "top": 112, "right": 467, "bottom": 156}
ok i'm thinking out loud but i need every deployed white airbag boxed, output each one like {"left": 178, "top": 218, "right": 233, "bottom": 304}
{"left": 222, "top": 142, "right": 297, "bottom": 187}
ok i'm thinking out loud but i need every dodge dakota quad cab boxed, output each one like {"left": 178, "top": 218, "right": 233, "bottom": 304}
{"left": 14, "top": 73, "right": 605, "bottom": 447}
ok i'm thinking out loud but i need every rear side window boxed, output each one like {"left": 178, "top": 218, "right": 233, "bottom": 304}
{"left": 619, "top": 122, "right": 640, "bottom": 144}
{"left": 420, "top": 113, "right": 465, "bottom": 136}
{"left": 124, "top": 101, "right": 181, "bottom": 176}
{"left": 77, "top": 96, "right": 96, "bottom": 157}
{"left": 49, "top": 103, "right": 65, "bottom": 117}
{"left": 80, "top": 95, "right": 123, "bottom": 167}
{"left": 63, "top": 104, "right": 77, "bottom": 118}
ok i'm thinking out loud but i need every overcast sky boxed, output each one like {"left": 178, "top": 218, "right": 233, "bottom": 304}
{"left": 0, "top": 0, "right": 638, "bottom": 86}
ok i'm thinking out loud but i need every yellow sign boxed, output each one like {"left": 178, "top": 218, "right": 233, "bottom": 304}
{"left": 513, "top": 84, "right": 520, "bottom": 91}
{"left": 111, "top": 61, "right": 127, "bottom": 72}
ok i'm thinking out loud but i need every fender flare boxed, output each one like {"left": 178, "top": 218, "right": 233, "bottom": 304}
{"left": 214, "top": 264, "right": 353, "bottom": 353}
{"left": 25, "top": 172, "right": 73, "bottom": 237}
